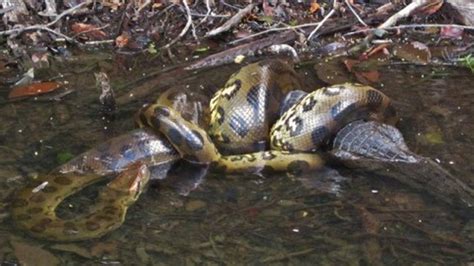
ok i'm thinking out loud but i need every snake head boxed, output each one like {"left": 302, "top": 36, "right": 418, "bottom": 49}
{"left": 107, "top": 163, "right": 150, "bottom": 200}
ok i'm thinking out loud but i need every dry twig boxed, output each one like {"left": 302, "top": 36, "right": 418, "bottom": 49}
{"left": 308, "top": 0, "right": 340, "bottom": 41}
{"left": 186, "top": 30, "right": 297, "bottom": 70}
{"left": 345, "top": 0, "right": 367, "bottom": 27}
{"left": 71, "top": 24, "right": 110, "bottom": 39}
{"left": 205, "top": 4, "right": 254, "bottom": 37}
{"left": 135, "top": 0, "right": 152, "bottom": 18}
{"left": 230, "top": 22, "right": 320, "bottom": 45}
{"left": 349, "top": 0, "right": 439, "bottom": 54}
{"left": 199, "top": 0, "right": 212, "bottom": 24}
{"left": 162, "top": 0, "right": 193, "bottom": 49}
{"left": 378, "top": 0, "right": 430, "bottom": 29}
{"left": 344, "top": 23, "right": 474, "bottom": 37}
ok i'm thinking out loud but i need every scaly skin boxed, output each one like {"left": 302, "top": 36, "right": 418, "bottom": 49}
{"left": 331, "top": 121, "right": 474, "bottom": 208}
{"left": 11, "top": 89, "right": 203, "bottom": 242}
{"left": 12, "top": 163, "right": 150, "bottom": 241}
{"left": 12, "top": 59, "right": 398, "bottom": 241}
{"left": 140, "top": 60, "right": 397, "bottom": 174}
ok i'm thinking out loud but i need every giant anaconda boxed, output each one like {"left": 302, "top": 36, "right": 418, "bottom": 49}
{"left": 14, "top": 59, "right": 470, "bottom": 242}
{"left": 11, "top": 87, "right": 206, "bottom": 241}
{"left": 137, "top": 60, "right": 396, "bottom": 173}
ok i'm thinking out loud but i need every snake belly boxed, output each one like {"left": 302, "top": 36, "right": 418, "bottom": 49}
{"left": 140, "top": 60, "right": 397, "bottom": 174}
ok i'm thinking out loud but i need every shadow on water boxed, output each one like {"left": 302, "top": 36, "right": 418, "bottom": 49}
{"left": 0, "top": 52, "right": 473, "bottom": 264}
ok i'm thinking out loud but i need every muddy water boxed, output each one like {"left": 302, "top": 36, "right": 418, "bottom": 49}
{"left": 0, "top": 53, "right": 473, "bottom": 264}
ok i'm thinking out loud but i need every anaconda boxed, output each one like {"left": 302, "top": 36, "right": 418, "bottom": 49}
{"left": 13, "top": 59, "right": 400, "bottom": 241}
{"left": 11, "top": 89, "right": 207, "bottom": 241}
{"left": 139, "top": 60, "right": 397, "bottom": 174}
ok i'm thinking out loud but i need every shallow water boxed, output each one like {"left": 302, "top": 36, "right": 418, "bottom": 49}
{"left": 0, "top": 52, "right": 473, "bottom": 264}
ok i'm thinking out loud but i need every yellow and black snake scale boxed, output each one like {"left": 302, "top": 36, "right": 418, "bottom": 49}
{"left": 12, "top": 59, "right": 396, "bottom": 241}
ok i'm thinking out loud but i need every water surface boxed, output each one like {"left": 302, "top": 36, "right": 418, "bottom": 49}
{"left": 0, "top": 52, "right": 473, "bottom": 264}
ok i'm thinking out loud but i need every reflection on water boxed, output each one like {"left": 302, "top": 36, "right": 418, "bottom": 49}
{"left": 0, "top": 53, "right": 473, "bottom": 264}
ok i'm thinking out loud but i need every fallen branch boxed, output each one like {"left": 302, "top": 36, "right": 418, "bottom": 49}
{"left": 344, "top": 23, "right": 474, "bottom": 37}
{"left": 191, "top": 12, "right": 229, "bottom": 18}
{"left": 116, "top": 16, "right": 358, "bottom": 103}
{"left": 186, "top": 30, "right": 297, "bottom": 70}
{"left": 84, "top": 39, "right": 115, "bottom": 45}
{"left": 189, "top": 16, "right": 358, "bottom": 70}
{"left": 378, "top": 0, "right": 431, "bottom": 29}
{"left": 230, "top": 22, "right": 320, "bottom": 45}
{"left": 205, "top": 4, "right": 254, "bottom": 37}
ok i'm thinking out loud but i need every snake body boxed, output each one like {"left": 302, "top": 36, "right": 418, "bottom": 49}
{"left": 11, "top": 88, "right": 204, "bottom": 241}
{"left": 12, "top": 59, "right": 396, "bottom": 241}
{"left": 11, "top": 129, "right": 178, "bottom": 241}
{"left": 140, "top": 60, "right": 396, "bottom": 174}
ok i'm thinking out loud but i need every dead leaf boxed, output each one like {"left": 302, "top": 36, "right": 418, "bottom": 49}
{"left": 115, "top": 33, "right": 130, "bottom": 48}
{"left": 314, "top": 58, "right": 352, "bottom": 85}
{"left": 361, "top": 43, "right": 391, "bottom": 60}
{"left": 152, "top": 3, "right": 163, "bottom": 9}
{"left": 11, "top": 241, "right": 60, "bottom": 266}
{"left": 71, "top": 23, "right": 107, "bottom": 40}
{"left": 343, "top": 59, "right": 358, "bottom": 72}
{"left": 343, "top": 59, "right": 380, "bottom": 84}
{"left": 101, "top": 0, "right": 124, "bottom": 10}
{"left": 310, "top": 1, "right": 320, "bottom": 13}
{"left": 415, "top": 0, "right": 444, "bottom": 15}
{"left": 262, "top": 0, "right": 274, "bottom": 16}
{"left": 355, "top": 71, "right": 380, "bottom": 83}
{"left": 9, "top": 81, "right": 62, "bottom": 99}
{"left": 440, "top": 26, "right": 463, "bottom": 39}
{"left": 393, "top": 41, "right": 431, "bottom": 64}
{"left": 31, "top": 52, "right": 48, "bottom": 64}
